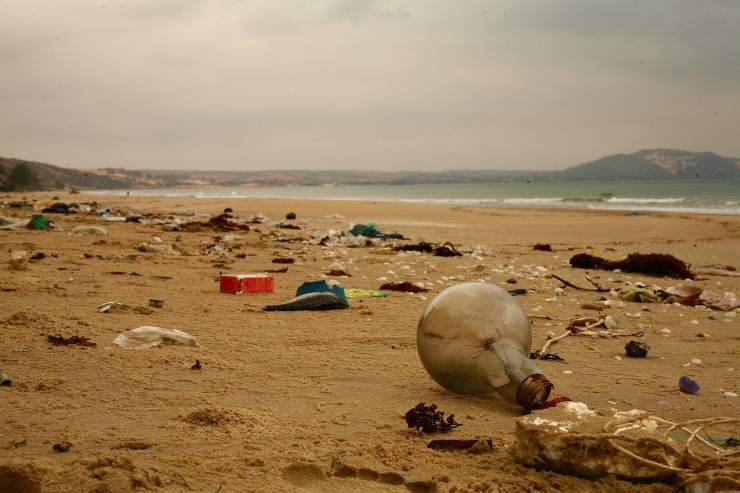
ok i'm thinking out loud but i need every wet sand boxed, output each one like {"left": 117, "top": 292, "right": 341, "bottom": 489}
{"left": 1, "top": 192, "right": 739, "bottom": 492}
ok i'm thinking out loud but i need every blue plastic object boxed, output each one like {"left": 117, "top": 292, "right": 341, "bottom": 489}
{"left": 679, "top": 376, "right": 700, "bottom": 394}
{"left": 295, "top": 280, "right": 346, "bottom": 300}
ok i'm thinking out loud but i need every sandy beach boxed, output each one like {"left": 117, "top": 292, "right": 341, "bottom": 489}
{"left": 1, "top": 192, "right": 739, "bottom": 493}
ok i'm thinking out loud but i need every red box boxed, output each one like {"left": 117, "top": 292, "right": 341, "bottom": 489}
{"left": 220, "top": 274, "right": 274, "bottom": 294}
{"left": 241, "top": 274, "right": 273, "bottom": 293}
{"left": 220, "top": 274, "right": 244, "bottom": 294}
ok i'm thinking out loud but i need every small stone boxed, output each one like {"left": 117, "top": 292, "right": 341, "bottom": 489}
{"left": 723, "top": 391, "right": 738, "bottom": 398}
{"left": 691, "top": 358, "right": 702, "bottom": 365}
{"left": 562, "top": 370, "right": 573, "bottom": 375}
{"left": 53, "top": 441, "right": 73, "bottom": 453}
{"left": 0, "top": 372, "right": 11, "bottom": 386}
{"left": 660, "top": 328, "right": 672, "bottom": 335}
{"left": 624, "top": 340, "right": 650, "bottom": 358}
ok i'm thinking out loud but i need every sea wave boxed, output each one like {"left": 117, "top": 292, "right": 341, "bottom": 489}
{"left": 605, "top": 197, "right": 686, "bottom": 204}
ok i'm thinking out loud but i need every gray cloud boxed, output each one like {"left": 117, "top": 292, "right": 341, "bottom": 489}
{"left": 0, "top": 0, "right": 738, "bottom": 170}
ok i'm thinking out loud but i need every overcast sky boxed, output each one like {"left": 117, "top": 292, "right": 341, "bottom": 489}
{"left": 1, "top": 1, "right": 739, "bottom": 171}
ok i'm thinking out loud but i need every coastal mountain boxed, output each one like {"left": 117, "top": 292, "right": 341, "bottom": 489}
{"left": 559, "top": 149, "right": 740, "bottom": 180}
{"left": 1, "top": 149, "right": 739, "bottom": 190}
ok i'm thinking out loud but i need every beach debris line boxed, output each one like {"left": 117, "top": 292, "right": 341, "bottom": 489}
{"left": 113, "top": 326, "right": 197, "bottom": 349}
{"left": 393, "top": 241, "right": 462, "bottom": 257}
{"left": 404, "top": 403, "right": 461, "bottom": 433}
{"left": 570, "top": 252, "right": 695, "bottom": 279}
{"left": 379, "top": 281, "right": 429, "bottom": 293}
{"left": 263, "top": 292, "right": 348, "bottom": 311}
{"left": 47, "top": 334, "right": 96, "bottom": 347}
{"left": 417, "top": 282, "right": 553, "bottom": 412}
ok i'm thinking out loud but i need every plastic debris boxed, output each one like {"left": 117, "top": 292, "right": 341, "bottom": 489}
{"left": 26, "top": 214, "right": 50, "bottom": 230}
{"left": 263, "top": 292, "right": 348, "bottom": 311}
{"left": 136, "top": 242, "right": 180, "bottom": 255}
{"left": 113, "top": 326, "right": 197, "bottom": 349}
{"left": 71, "top": 225, "right": 108, "bottom": 236}
{"left": 345, "top": 288, "right": 387, "bottom": 299}
{"left": 624, "top": 340, "right": 650, "bottom": 358}
{"left": 349, "top": 223, "right": 404, "bottom": 239}
{"left": 679, "top": 376, "right": 700, "bottom": 394}
{"left": 220, "top": 274, "right": 274, "bottom": 294}
{"left": 394, "top": 242, "right": 462, "bottom": 257}
{"left": 295, "top": 279, "right": 346, "bottom": 300}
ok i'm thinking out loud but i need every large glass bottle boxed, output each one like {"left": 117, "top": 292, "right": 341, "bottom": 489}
{"left": 417, "top": 282, "right": 553, "bottom": 411}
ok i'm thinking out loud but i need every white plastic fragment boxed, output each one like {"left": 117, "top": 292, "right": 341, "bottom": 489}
{"left": 113, "top": 326, "right": 197, "bottom": 349}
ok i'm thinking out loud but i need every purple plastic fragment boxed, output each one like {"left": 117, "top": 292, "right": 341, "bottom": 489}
{"left": 679, "top": 376, "right": 700, "bottom": 394}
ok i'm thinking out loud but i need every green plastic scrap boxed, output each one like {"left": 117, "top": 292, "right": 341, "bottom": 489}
{"left": 345, "top": 288, "right": 388, "bottom": 299}
{"left": 618, "top": 286, "right": 660, "bottom": 303}
{"left": 27, "top": 215, "right": 50, "bottom": 231}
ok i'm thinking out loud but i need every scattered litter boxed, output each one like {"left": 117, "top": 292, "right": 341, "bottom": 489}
{"left": 27, "top": 214, "right": 50, "bottom": 230}
{"left": 113, "top": 326, "right": 197, "bottom": 349}
{"left": 182, "top": 213, "right": 251, "bottom": 232}
{"left": 529, "top": 351, "right": 565, "bottom": 362}
{"left": 394, "top": 242, "right": 462, "bottom": 257}
{"left": 296, "top": 279, "right": 346, "bottom": 300}
{"left": 533, "top": 243, "right": 552, "bottom": 251}
{"left": 345, "top": 288, "right": 387, "bottom": 299}
{"left": 624, "top": 340, "right": 650, "bottom": 358}
{"left": 417, "top": 282, "right": 553, "bottom": 411}
{"left": 679, "top": 376, "right": 700, "bottom": 394}
{"left": 47, "top": 334, "right": 96, "bottom": 347}
{"left": 263, "top": 292, "right": 348, "bottom": 311}
{"left": 404, "top": 403, "right": 461, "bottom": 433}
{"left": 52, "top": 442, "right": 72, "bottom": 453}
{"left": 71, "top": 225, "right": 108, "bottom": 236}
{"left": 349, "top": 223, "right": 403, "bottom": 240}
{"left": 379, "top": 281, "right": 428, "bottom": 293}
{"left": 570, "top": 252, "right": 694, "bottom": 279}
{"left": 136, "top": 242, "right": 180, "bottom": 255}
{"left": 8, "top": 251, "right": 29, "bottom": 271}
{"left": 618, "top": 286, "right": 660, "bottom": 303}
{"left": 220, "top": 274, "right": 274, "bottom": 294}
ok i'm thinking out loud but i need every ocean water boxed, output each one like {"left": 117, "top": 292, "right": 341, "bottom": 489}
{"left": 94, "top": 179, "right": 740, "bottom": 215}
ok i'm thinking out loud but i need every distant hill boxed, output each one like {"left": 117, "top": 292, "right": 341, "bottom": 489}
{"left": 1, "top": 148, "right": 739, "bottom": 190}
{"left": 0, "top": 157, "right": 163, "bottom": 190}
{"left": 558, "top": 149, "right": 740, "bottom": 180}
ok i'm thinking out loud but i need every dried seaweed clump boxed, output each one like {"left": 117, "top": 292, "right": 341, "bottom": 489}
{"left": 570, "top": 252, "right": 694, "bottom": 279}
{"left": 404, "top": 403, "right": 461, "bottom": 433}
